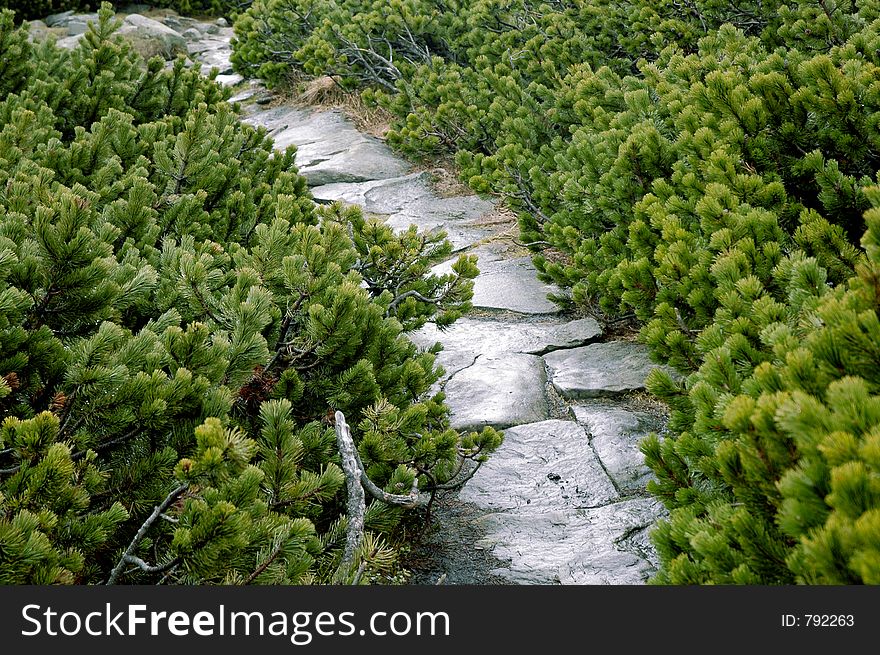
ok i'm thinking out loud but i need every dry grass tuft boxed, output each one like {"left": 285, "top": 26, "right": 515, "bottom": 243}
{"left": 299, "top": 75, "right": 347, "bottom": 106}
{"left": 295, "top": 75, "right": 394, "bottom": 139}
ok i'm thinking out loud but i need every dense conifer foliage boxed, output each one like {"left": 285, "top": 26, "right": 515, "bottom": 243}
{"left": 1, "top": 1, "right": 248, "bottom": 21}
{"left": 0, "top": 5, "right": 499, "bottom": 584}
{"left": 231, "top": 0, "right": 880, "bottom": 583}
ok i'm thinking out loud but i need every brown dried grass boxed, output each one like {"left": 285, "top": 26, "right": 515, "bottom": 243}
{"left": 297, "top": 75, "right": 393, "bottom": 139}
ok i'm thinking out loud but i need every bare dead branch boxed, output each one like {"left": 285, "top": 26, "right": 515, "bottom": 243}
{"left": 123, "top": 554, "right": 179, "bottom": 575}
{"left": 106, "top": 482, "right": 189, "bottom": 585}
{"left": 331, "top": 411, "right": 366, "bottom": 584}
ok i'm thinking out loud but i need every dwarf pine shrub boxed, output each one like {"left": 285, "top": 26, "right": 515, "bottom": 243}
{"left": 0, "top": 5, "right": 499, "bottom": 585}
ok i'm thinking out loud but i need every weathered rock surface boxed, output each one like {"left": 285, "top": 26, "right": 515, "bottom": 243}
{"left": 117, "top": 14, "right": 188, "bottom": 60}
{"left": 64, "top": 15, "right": 97, "bottom": 35}
{"left": 444, "top": 354, "right": 549, "bottom": 431}
{"left": 432, "top": 244, "right": 562, "bottom": 314}
{"left": 544, "top": 341, "right": 663, "bottom": 398}
{"left": 313, "top": 173, "right": 493, "bottom": 250}
{"left": 311, "top": 173, "right": 432, "bottom": 212}
{"left": 188, "top": 33, "right": 236, "bottom": 72}
{"left": 571, "top": 404, "right": 665, "bottom": 494}
{"left": 409, "top": 317, "right": 603, "bottom": 382}
{"left": 45, "top": 10, "right": 76, "bottom": 26}
{"left": 459, "top": 420, "right": 618, "bottom": 511}
{"left": 385, "top": 196, "right": 494, "bottom": 252}
{"left": 55, "top": 33, "right": 85, "bottom": 49}
{"left": 161, "top": 15, "right": 198, "bottom": 33}
{"left": 462, "top": 435, "right": 663, "bottom": 586}
{"left": 243, "top": 107, "right": 408, "bottom": 185}
{"left": 229, "top": 84, "right": 264, "bottom": 104}
{"left": 473, "top": 501, "right": 661, "bottom": 584}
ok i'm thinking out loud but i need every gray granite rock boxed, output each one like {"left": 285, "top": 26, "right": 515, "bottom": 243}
{"left": 229, "top": 85, "right": 262, "bottom": 104}
{"left": 409, "top": 317, "right": 603, "bottom": 383}
{"left": 118, "top": 14, "right": 188, "bottom": 60}
{"left": 529, "top": 318, "right": 604, "bottom": 354}
{"left": 433, "top": 244, "right": 562, "bottom": 314}
{"left": 42, "top": 11, "right": 98, "bottom": 33}
{"left": 182, "top": 27, "right": 201, "bottom": 40}
{"left": 311, "top": 173, "right": 432, "bottom": 212}
{"left": 55, "top": 33, "right": 85, "bottom": 50}
{"left": 26, "top": 19, "right": 50, "bottom": 42}
{"left": 216, "top": 17, "right": 229, "bottom": 27}
{"left": 65, "top": 19, "right": 92, "bottom": 36}
{"left": 162, "top": 15, "right": 197, "bottom": 33}
{"left": 471, "top": 497, "right": 663, "bottom": 584}
{"left": 544, "top": 341, "right": 663, "bottom": 398}
{"left": 189, "top": 39, "right": 234, "bottom": 74}
{"left": 571, "top": 404, "right": 665, "bottom": 494}
{"left": 45, "top": 11, "right": 75, "bottom": 27}
{"left": 243, "top": 107, "right": 407, "bottom": 185}
{"left": 388, "top": 196, "right": 493, "bottom": 252}
{"left": 444, "top": 353, "right": 549, "bottom": 431}
{"left": 216, "top": 73, "right": 244, "bottom": 87}
{"left": 313, "top": 173, "right": 493, "bottom": 250}
{"left": 459, "top": 420, "right": 618, "bottom": 512}
{"left": 312, "top": 173, "right": 434, "bottom": 216}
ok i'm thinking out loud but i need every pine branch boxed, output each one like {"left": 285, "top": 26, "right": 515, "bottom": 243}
{"left": 243, "top": 543, "right": 284, "bottom": 585}
{"left": 106, "top": 482, "right": 189, "bottom": 585}
{"left": 385, "top": 288, "right": 445, "bottom": 316}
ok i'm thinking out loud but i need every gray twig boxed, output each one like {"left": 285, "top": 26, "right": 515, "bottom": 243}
{"left": 106, "top": 482, "right": 189, "bottom": 585}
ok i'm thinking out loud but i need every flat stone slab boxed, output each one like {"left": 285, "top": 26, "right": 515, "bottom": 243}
{"left": 409, "top": 317, "right": 603, "bottom": 382}
{"left": 471, "top": 497, "right": 664, "bottom": 584}
{"left": 433, "top": 245, "right": 562, "bottom": 314}
{"left": 444, "top": 353, "right": 549, "bottom": 431}
{"left": 215, "top": 73, "right": 244, "bottom": 87}
{"left": 459, "top": 420, "right": 618, "bottom": 511}
{"left": 384, "top": 195, "right": 493, "bottom": 252}
{"left": 313, "top": 173, "right": 494, "bottom": 251}
{"left": 544, "top": 341, "right": 664, "bottom": 398}
{"left": 243, "top": 107, "right": 408, "bottom": 185}
{"left": 311, "top": 173, "right": 433, "bottom": 213}
{"left": 571, "top": 404, "right": 666, "bottom": 495}
{"left": 188, "top": 34, "right": 236, "bottom": 73}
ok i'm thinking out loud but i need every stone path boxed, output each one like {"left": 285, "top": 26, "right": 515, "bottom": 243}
{"left": 33, "top": 8, "right": 672, "bottom": 585}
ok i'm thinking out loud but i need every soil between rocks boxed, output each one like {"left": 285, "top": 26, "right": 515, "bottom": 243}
{"left": 402, "top": 494, "right": 511, "bottom": 585}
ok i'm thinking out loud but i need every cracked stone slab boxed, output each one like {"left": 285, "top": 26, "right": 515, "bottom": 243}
{"left": 432, "top": 244, "right": 563, "bottom": 314}
{"left": 459, "top": 420, "right": 618, "bottom": 512}
{"left": 311, "top": 173, "right": 433, "bottom": 213}
{"left": 229, "top": 84, "right": 263, "bottom": 104}
{"left": 385, "top": 195, "right": 494, "bottom": 252}
{"left": 444, "top": 353, "right": 549, "bottom": 431}
{"left": 313, "top": 173, "right": 494, "bottom": 250}
{"left": 409, "top": 317, "right": 603, "bottom": 383}
{"left": 571, "top": 404, "right": 666, "bottom": 495}
{"left": 615, "top": 524, "right": 661, "bottom": 571}
{"left": 471, "top": 496, "right": 664, "bottom": 584}
{"left": 544, "top": 341, "right": 667, "bottom": 398}
{"left": 243, "top": 107, "right": 407, "bottom": 185}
